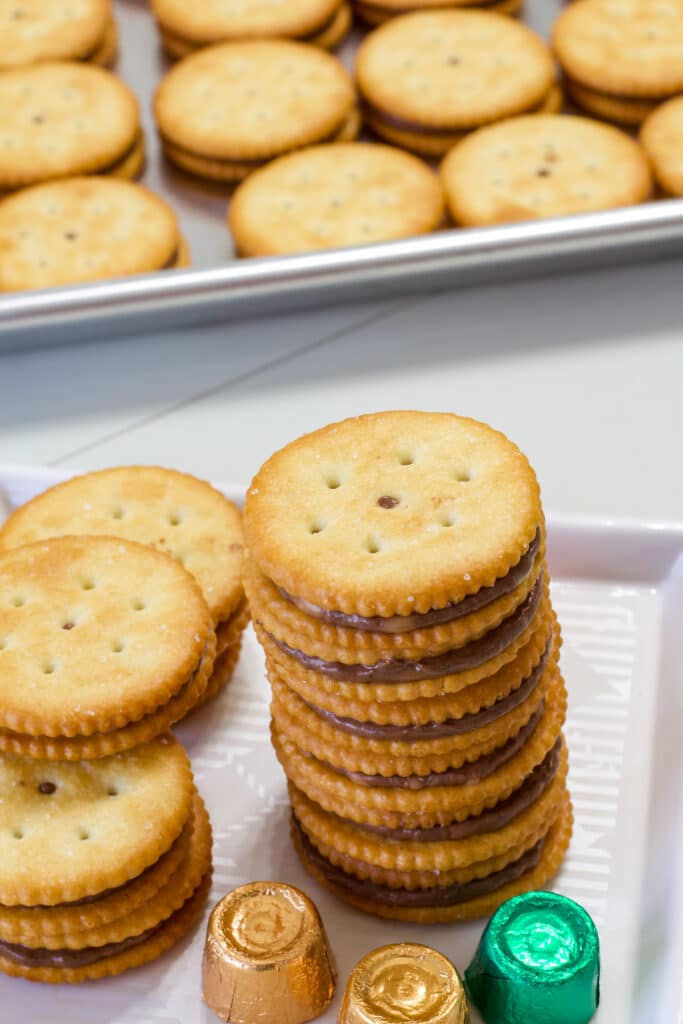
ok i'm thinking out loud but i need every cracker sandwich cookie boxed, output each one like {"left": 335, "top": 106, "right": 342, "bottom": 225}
{"left": 0, "top": 0, "right": 117, "bottom": 70}
{"left": 353, "top": 0, "right": 523, "bottom": 27}
{"left": 641, "top": 96, "right": 683, "bottom": 196}
{"left": 553, "top": 0, "right": 683, "bottom": 125}
{"left": 0, "top": 62, "right": 143, "bottom": 193}
{"left": 441, "top": 114, "right": 652, "bottom": 226}
{"left": 151, "top": 0, "right": 352, "bottom": 58}
{"left": 243, "top": 411, "right": 572, "bottom": 921}
{"left": 154, "top": 40, "right": 358, "bottom": 183}
{"left": 0, "top": 178, "right": 188, "bottom": 291}
{"left": 356, "top": 11, "right": 559, "bottom": 156}
{"left": 0, "top": 467, "right": 245, "bottom": 707}
{"left": 229, "top": 142, "right": 445, "bottom": 256}
{"left": 0, "top": 735, "right": 213, "bottom": 983}
{"left": 0, "top": 535, "right": 216, "bottom": 759}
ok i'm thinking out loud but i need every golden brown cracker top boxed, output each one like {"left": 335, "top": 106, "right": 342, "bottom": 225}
{"left": 229, "top": 142, "right": 444, "bottom": 256}
{"left": 441, "top": 114, "right": 652, "bottom": 226}
{"left": 0, "top": 177, "right": 181, "bottom": 291}
{"left": 151, "top": 0, "right": 342, "bottom": 44}
{"left": 641, "top": 95, "right": 683, "bottom": 195}
{"left": 0, "top": 535, "right": 212, "bottom": 737}
{"left": 244, "top": 411, "right": 541, "bottom": 616}
{"left": 0, "top": 61, "right": 140, "bottom": 190}
{"left": 154, "top": 40, "right": 356, "bottom": 162}
{"left": 356, "top": 10, "right": 555, "bottom": 130}
{"left": 0, "top": 734, "right": 193, "bottom": 906}
{"left": 552, "top": 0, "right": 683, "bottom": 98}
{"left": 0, "top": 0, "right": 111, "bottom": 69}
{"left": 0, "top": 467, "right": 244, "bottom": 624}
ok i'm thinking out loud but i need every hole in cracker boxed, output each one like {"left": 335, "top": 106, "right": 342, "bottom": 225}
{"left": 63, "top": 231, "right": 78, "bottom": 242}
{"left": 167, "top": 512, "right": 182, "bottom": 526}
{"left": 79, "top": 830, "right": 90, "bottom": 841}
{"left": 42, "top": 661, "right": 55, "bottom": 675}
{"left": 106, "top": 786, "right": 118, "bottom": 797}
{"left": 308, "top": 520, "right": 326, "bottom": 535}
{"left": 31, "top": 113, "right": 45, "bottom": 125}
{"left": 453, "top": 467, "right": 471, "bottom": 482}
{"left": 111, "top": 506, "right": 125, "bottom": 520}
{"left": 365, "top": 538, "right": 382, "bottom": 554}
{"left": 325, "top": 474, "right": 342, "bottom": 489}
{"left": 447, "top": 56, "right": 460, "bottom": 65}
{"left": 38, "top": 781, "right": 57, "bottom": 795}
{"left": 536, "top": 168, "right": 551, "bottom": 178}
{"left": 61, "top": 621, "right": 75, "bottom": 630}
{"left": 0, "top": 639, "right": 6, "bottom": 651}
{"left": 398, "top": 451, "right": 414, "bottom": 466}
{"left": 377, "top": 495, "right": 400, "bottom": 509}
{"left": 11, "top": 8, "right": 26, "bottom": 18}
{"left": 111, "top": 640, "right": 125, "bottom": 654}
{"left": 12, "top": 829, "right": 23, "bottom": 840}
{"left": 81, "top": 578, "right": 96, "bottom": 590}
{"left": 132, "top": 599, "right": 146, "bottom": 611}
{"left": 10, "top": 595, "right": 25, "bottom": 607}
{"left": 440, "top": 514, "right": 456, "bottom": 528}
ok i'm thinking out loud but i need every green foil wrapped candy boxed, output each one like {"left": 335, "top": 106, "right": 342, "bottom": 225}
{"left": 465, "top": 891, "right": 600, "bottom": 1024}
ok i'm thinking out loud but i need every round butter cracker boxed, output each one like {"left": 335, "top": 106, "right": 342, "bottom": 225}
{"left": 441, "top": 114, "right": 652, "bottom": 226}
{"left": 154, "top": 40, "right": 356, "bottom": 177}
{"left": 0, "top": 734, "right": 193, "bottom": 906}
{"left": 0, "top": 535, "right": 213, "bottom": 738}
{"left": 553, "top": 0, "right": 683, "bottom": 100}
{"left": 355, "top": 10, "right": 555, "bottom": 147}
{"left": 0, "top": 0, "right": 113, "bottom": 69}
{"left": 230, "top": 142, "right": 444, "bottom": 257}
{"left": 0, "top": 178, "right": 184, "bottom": 291}
{"left": 0, "top": 61, "right": 141, "bottom": 191}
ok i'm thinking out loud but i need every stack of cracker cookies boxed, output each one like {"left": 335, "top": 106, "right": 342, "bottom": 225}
{"left": 0, "top": 534, "right": 215, "bottom": 981}
{"left": 0, "top": 736, "right": 211, "bottom": 983}
{"left": 0, "top": 467, "right": 248, "bottom": 710}
{"left": 244, "top": 411, "right": 571, "bottom": 922}
{"left": 0, "top": 469, "right": 247, "bottom": 982}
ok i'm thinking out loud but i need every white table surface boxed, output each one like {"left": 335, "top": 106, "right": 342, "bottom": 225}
{"left": 2, "top": 258, "right": 683, "bottom": 521}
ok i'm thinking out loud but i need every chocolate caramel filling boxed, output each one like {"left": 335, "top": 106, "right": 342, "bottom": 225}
{"left": 563, "top": 74, "right": 662, "bottom": 106}
{"left": 306, "top": 638, "right": 550, "bottom": 740}
{"left": 364, "top": 93, "right": 553, "bottom": 137}
{"left": 294, "top": 817, "right": 545, "bottom": 907}
{"left": 325, "top": 703, "right": 544, "bottom": 789}
{"left": 359, "top": 739, "right": 561, "bottom": 840}
{"left": 355, "top": 0, "right": 508, "bottom": 19}
{"left": 269, "top": 572, "right": 543, "bottom": 683}
{"left": 96, "top": 133, "right": 142, "bottom": 176}
{"left": 0, "top": 920, "right": 163, "bottom": 969}
{"left": 278, "top": 529, "right": 541, "bottom": 633}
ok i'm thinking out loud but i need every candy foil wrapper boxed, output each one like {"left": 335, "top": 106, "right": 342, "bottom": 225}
{"left": 465, "top": 891, "right": 600, "bottom": 1024}
{"left": 202, "top": 881, "right": 336, "bottom": 1024}
{"left": 338, "top": 943, "right": 469, "bottom": 1024}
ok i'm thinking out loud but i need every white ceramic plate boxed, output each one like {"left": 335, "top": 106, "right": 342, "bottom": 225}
{"left": 0, "top": 464, "right": 681, "bottom": 1024}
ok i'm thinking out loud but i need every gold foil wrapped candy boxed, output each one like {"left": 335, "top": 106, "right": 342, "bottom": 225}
{"left": 202, "top": 881, "right": 336, "bottom": 1024}
{"left": 338, "top": 943, "right": 469, "bottom": 1024}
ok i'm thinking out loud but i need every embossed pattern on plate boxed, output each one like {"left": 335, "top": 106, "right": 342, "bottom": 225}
{"left": 0, "top": 464, "right": 681, "bottom": 1024}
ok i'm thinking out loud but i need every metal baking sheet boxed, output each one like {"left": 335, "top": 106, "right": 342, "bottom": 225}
{"left": 2, "top": 0, "right": 683, "bottom": 352}
{"left": 1, "top": 462, "right": 683, "bottom": 1023}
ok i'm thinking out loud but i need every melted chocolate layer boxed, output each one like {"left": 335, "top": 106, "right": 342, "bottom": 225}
{"left": 360, "top": 739, "right": 561, "bottom": 841}
{"left": 294, "top": 818, "right": 545, "bottom": 907}
{"left": 270, "top": 573, "right": 543, "bottom": 683}
{"left": 327, "top": 704, "right": 544, "bottom": 789}
{"left": 278, "top": 530, "right": 541, "bottom": 633}
{"left": 0, "top": 922, "right": 160, "bottom": 969}
{"left": 307, "top": 639, "right": 550, "bottom": 740}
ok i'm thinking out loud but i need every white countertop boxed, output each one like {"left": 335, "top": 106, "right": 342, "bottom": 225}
{"left": 3, "top": 257, "right": 683, "bottom": 521}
